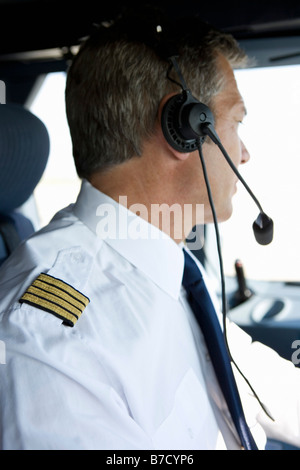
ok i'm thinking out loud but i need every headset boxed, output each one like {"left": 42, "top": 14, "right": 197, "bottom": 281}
{"left": 161, "top": 56, "right": 274, "bottom": 246}
{"left": 161, "top": 57, "right": 215, "bottom": 152}
{"left": 161, "top": 55, "right": 274, "bottom": 422}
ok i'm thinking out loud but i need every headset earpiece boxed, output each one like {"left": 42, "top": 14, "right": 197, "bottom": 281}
{"left": 161, "top": 90, "right": 215, "bottom": 153}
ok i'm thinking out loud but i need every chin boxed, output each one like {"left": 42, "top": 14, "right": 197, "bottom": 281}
{"left": 218, "top": 203, "right": 234, "bottom": 223}
{"left": 203, "top": 198, "right": 233, "bottom": 224}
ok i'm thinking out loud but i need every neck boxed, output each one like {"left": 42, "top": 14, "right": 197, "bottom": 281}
{"left": 88, "top": 151, "right": 196, "bottom": 244}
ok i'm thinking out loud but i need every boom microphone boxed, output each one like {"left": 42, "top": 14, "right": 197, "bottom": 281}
{"left": 161, "top": 55, "right": 274, "bottom": 246}
{"left": 202, "top": 123, "right": 274, "bottom": 245}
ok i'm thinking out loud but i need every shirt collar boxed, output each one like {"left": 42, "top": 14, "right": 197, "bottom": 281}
{"left": 73, "top": 180, "right": 184, "bottom": 300}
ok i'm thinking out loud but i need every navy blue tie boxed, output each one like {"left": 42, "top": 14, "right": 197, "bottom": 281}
{"left": 182, "top": 249, "right": 258, "bottom": 450}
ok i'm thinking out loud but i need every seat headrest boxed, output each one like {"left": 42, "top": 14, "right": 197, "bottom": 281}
{"left": 0, "top": 104, "right": 50, "bottom": 214}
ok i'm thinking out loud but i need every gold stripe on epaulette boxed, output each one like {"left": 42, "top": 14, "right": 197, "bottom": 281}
{"left": 37, "top": 273, "right": 90, "bottom": 307}
{"left": 19, "top": 273, "right": 90, "bottom": 327}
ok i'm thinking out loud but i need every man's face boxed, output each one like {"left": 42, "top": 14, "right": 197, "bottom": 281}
{"left": 201, "top": 54, "right": 250, "bottom": 223}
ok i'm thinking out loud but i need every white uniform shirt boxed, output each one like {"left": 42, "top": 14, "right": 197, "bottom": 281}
{"left": 0, "top": 180, "right": 300, "bottom": 450}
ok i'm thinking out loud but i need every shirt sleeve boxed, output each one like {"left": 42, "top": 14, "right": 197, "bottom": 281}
{"left": 227, "top": 319, "right": 300, "bottom": 448}
{"left": 0, "top": 302, "right": 153, "bottom": 450}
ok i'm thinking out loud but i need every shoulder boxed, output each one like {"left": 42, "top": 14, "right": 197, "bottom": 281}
{"left": 19, "top": 251, "right": 92, "bottom": 327}
{"left": 0, "top": 244, "right": 94, "bottom": 326}
{"left": 0, "top": 203, "right": 103, "bottom": 324}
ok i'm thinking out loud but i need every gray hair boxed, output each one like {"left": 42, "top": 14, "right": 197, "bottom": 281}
{"left": 65, "top": 14, "right": 247, "bottom": 179}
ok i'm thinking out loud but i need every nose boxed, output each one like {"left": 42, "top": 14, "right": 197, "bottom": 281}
{"left": 240, "top": 139, "right": 250, "bottom": 165}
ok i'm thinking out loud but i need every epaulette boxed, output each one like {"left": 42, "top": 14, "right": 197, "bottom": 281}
{"left": 19, "top": 273, "right": 90, "bottom": 327}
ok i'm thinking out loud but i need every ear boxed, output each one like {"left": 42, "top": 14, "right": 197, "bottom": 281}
{"left": 156, "top": 93, "right": 191, "bottom": 161}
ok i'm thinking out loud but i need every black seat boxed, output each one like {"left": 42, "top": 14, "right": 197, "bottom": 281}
{"left": 0, "top": 104, "right": 50, "bottom": 266}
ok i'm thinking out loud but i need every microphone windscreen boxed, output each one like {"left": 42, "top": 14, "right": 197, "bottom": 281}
{"left": 252, "top": 213, "right": 274, "bottom": 245}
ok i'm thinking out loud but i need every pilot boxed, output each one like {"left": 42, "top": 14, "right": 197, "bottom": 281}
{"left": 0, "top": 7, "right": 300, "bottom": 450}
